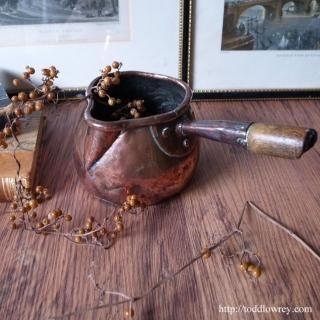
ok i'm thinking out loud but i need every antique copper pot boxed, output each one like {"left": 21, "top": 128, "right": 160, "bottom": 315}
{"left": 73, "top": 71, "right": 317, "bottom": 205}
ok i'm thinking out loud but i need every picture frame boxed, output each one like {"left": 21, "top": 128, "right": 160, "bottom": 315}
{"left": 0, "top": 0, "right": 184, "bottom": 92}
{"left": 182, "top": 0, "right": 320, "bottom": 100}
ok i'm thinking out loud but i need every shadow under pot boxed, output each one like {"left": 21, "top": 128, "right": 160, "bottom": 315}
{"left": 73, "top": 71, "right": 317, "bottom": 205}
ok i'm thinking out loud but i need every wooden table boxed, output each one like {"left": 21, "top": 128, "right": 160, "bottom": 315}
{"left": 0, "top": 99, "right": 319, "bottom": 320}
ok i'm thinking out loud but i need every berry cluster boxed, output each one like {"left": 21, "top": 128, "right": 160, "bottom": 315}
{"left": 0, "top": 66, "right": 60, "bottom": 151}
{"left": 9, "top": 191, "right": 146, "bottom": 250}
{"left": 240, "top": 260, "right": 262, "bottom": 278}
{"left": 11, "top": 65, "right": 59, "bottom": 118}
{"left": 9, "top": 184, "right": 52, "bottom": 230}
{"left": 0, "top": 127, "right": 12, "bottom": 149}
{"left": 68, "top": 194, "right": 146, "bottom": 248}
{"left": 96, "top": 61, "right": 122, "bottom": 105}
{"left": 94, "top": 62, "right": 148, "bottom": 121}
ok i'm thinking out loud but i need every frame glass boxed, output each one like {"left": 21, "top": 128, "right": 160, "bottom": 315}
{"left": 0, "top": 0, "right": 184, "bottom": 91}
{"left": 182, "top": 0, "right": 320, "bottom": 99}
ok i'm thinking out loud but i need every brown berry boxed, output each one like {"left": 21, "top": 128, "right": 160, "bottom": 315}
{"left": 48, "top": 212, "right": 55, "bottom": 220}
{"left": 47, "top": 92, "right": 56, "bottom": 101}
{"left": 85, "top": 223, "right": 92, "bottom": 231}
{"left": 9, "top": 215, "right": 16, "bottom": 222}
{"left": 247, "top": 264, "right": 262, "bottom": 278}
{"left": 252, "top": 267, "right": 262, "bottom": 278}
{"left": 240, "top": 262, "right": 250, "bottom": 271}
{"left": 29, "top": 199, "right": 38, "bottom": 209}
{"left": 29, "top": 91, "right": 38, "bottom": 99}
{"left": 104, "top": 65, "right": 112, "bottom": 73}
{"left": 36, "top": 222, "right": 44, "bottom": 229}
{"left": 110, "top": 232, "right": 117, "bottom": 239}
{"left": 136, "top": 100, "right": 144, "bottom": 111}
{"left": 49, "top": 70, "right": 57, "bottom": 78}
{"left": 42, "top": 68, "right": 50, "bottom": 76}
{"left": 14, "top": 108, "right": 23, "bottom": 117}
{"left": 108, "top": 97, "right": 116, "bottom": 106}
{"left": 11, "top": 202, "right": 18, "bottom": 210}
{"left": 0, "top": 141, "right": 8, "bottom": 149}
{"left": 18, "top": 92, "right": 28, "bottom": 102}
{"left": 23, "top": 204, "right": 31, "bottom": 212}
{"left": 3, "top": 127, "right": 12, "bottom": 137}
{"left": 129, "top": 198, "right": 139, "bottom": 207}
{"left": 11, "top": 96, "right": 19, "bottom": 103}
{"left": 115, "top": 222, "right": 124, "bottom": 232}
{"left": 112, "top": 61, "right": 120, "bottom": 69}
{"left": 44, "top": 192, "right": 52, "bottom": 200}
{"left": 23, "top": 106, "right": 33, "bottom": 115}
{"left": 42, "top": 85, "right": 50, "bottom": 94}
{"left": 74, "top": 236, "right": 81, "bottom": 243}
{"left": 54, "top": 209, "right": 63, "bottom": 217}
{"left": 22, "top": 72, "right": 30, "bottom": 80}
{"left": 123, "top": 202, "right": 131, "bottom": 211}
{"left": 87, "top": 216, "right": 94, "bottom": 223}
{"left": 113, "top": 215, "right": 122, "bottom": 222}
{"left": 35, "top": 185, "right": 44, "bottom": 193}
{"left": 124, "top": 308, "right": 134, "bottom": 318}
{"left": 201, "top": 247, "right": 211, "bottom": 259}
{"left": 25, "top": 101, "right": 35, "bottom": 111}
{"left": 26, "top": 66, "right": 35, "bottom": 74}
{"left": 65, "top": 214, "right": 72, "bottom": 222}
{"left": 130, "top": 108, "right": 138, "bottom": 117}
{"left": 35, "top": 101, "right": 45, "bottom": 111}
{"left": 98, "top": 89, "right": 107, "bottom": 98}
{"left": 100, "top": 81, "right": 108, "bottom": 90}
{"left": 12, "top": 79, "right": 20, "bottom": 86}
{"left": 103, "top": 76, "right": 113, "bottom": 86}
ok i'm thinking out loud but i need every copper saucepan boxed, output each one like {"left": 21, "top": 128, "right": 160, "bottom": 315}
{"left": 73, "top": 71, "right": 317, "bottom": 205}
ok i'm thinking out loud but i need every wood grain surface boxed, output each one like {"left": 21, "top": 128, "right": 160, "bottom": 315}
{"left": 0, "top": 99, "right": 319, "bottom": 320}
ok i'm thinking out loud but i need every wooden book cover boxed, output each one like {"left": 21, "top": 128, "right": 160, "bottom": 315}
{"left": 0, "top": 90, "right": 44, "bottom": 202}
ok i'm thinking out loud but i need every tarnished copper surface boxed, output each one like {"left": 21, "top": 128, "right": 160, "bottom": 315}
{"left": 73, "top": 71, "right": 198, "bottom": 205}
{"left": 74, "top": 121, "right": 199, "bottom": 205}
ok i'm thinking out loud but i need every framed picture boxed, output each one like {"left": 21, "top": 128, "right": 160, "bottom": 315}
{"left": 183, "top": 0, "right": 320, "bottom": 99}
{"left": 0, "top": 0, "right": 184, "bottom": 92}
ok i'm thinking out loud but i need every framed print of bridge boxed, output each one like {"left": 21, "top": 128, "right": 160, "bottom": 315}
{"left": 183, "top": 0, "right": 320, "bottom": 99}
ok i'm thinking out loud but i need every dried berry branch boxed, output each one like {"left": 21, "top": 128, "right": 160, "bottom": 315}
{"left": 5, "top": 63, "right": 147, "bottom": 250}
{"left": 49, "top": 202, "right": 261, "bottom": 319}
{"left": 91, "top": 61, "right": 148, "bottom": 120}
{"left": 50, "top": 200, "right": 320, "bottom": 320}
{"left": 8, "top": 193, "right": 145, "bottom": 249}
{"left": 248, "top": 201, "right": 320, "bottom": 263}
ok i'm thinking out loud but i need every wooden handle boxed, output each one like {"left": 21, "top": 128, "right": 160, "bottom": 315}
{"left": 246, "top": 123, "right": 317, "bottom": 159}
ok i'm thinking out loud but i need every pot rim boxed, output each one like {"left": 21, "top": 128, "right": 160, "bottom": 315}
{"left": 84, "top": 71, "right": 192, "bottom": 131}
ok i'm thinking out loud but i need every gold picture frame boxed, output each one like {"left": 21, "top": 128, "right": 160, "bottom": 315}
{"left": 182, "top": 0, "right": 320, "bottom": 100}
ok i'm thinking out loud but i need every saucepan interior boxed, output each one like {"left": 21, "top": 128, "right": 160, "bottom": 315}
{"left": 85, "top": 71, "right": 192, "bottom": 130}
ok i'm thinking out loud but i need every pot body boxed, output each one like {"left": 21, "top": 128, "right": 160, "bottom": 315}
{"left": 73, "top": 110, "right": 199, "bottom": 205}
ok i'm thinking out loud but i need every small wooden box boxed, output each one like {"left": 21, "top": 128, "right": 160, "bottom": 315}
{"left": 0, "top": 112, "right": 44, "bottom": 202}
